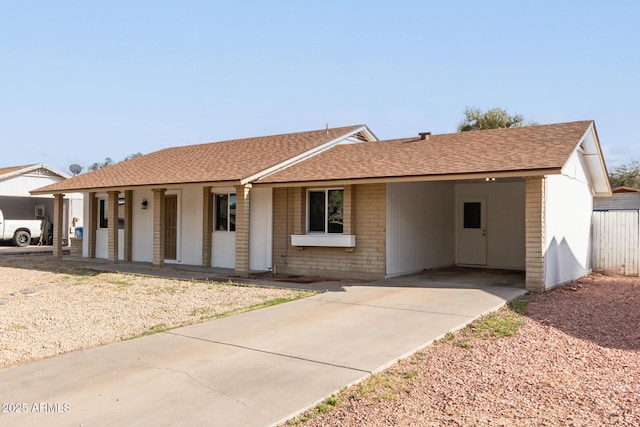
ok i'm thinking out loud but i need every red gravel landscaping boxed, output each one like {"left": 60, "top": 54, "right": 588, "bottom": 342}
{"left": 291, "top": 274, "right": 640, "bottom": 426}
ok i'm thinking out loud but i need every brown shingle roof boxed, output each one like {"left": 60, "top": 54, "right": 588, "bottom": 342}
{"left": 32, "top": 125, "right": 365, "bottom": 194}
{"left": 259, "top": 121, "right": 593, "bottom": 184}
{"left": 0, "top": 165, "right": 37, "bottom": 176}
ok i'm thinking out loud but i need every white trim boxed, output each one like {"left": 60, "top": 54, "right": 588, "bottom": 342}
{"left": 242, "top": 125, "right": 377, "bottom": 184}
{"left": 254, "top": 168, "right": 562, "bottom": 188}
{"left": 0, "top": 164, "right": 71, "bottom": 182}
{"left": 291, "top": 234, "right": 355, "bottom": 247}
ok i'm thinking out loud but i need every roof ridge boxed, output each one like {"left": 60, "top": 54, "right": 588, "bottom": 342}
{"left": 157, "top": 124, "right": 366, "bottom": 152}
{"left": 366, "top": 120, "right": 595, "bottom": 144}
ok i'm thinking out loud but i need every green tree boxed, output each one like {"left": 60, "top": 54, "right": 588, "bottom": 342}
{"left": 458, "top": 107, "right": 538, "bottom": 132}
{"left": 88, "top": 157, "right": 114, "bottom": 171}
{"left": 124, "top": 152, "right": 143, "bottom": 161}
{"left": 87, "top": 153, "right": 142, "bottom": 171}
{"left": 609, "top": 160, "right": 640, "bottom": 189}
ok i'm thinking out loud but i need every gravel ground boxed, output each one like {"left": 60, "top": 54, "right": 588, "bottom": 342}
{"left": 291, "top": 273, "right": 640, "bottom": 426}
{"left": 0, "top": 255, "right": 310, "bottom": 368}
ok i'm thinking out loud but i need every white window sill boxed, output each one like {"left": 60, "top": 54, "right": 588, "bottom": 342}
{"left": 291, "top": 234, "right": 356, "bottom": 247}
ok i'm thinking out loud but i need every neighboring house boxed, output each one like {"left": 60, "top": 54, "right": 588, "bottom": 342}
{"left": 32, "top": 121, "right": 610, "bottom": 291}
{"left": 593, "top": 186, "right": 640, "bottom": 210}
{"left": 0, "top": 164, "right": 83, "bottom": 244}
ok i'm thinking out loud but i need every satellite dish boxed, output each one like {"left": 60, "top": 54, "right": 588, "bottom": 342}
{"left": 69, "top": 164, "right": 83, "bottom": 176}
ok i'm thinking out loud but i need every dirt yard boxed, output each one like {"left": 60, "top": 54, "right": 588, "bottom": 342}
{"left": 290, "top": 273, "right": 640, "bottom": 426}
{"left": 0, "top": 254, "right": 311, "bottom": 368}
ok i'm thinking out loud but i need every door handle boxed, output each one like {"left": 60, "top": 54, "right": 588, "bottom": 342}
{"left": 482, "top": 229, "right": 486, "bottom": 236}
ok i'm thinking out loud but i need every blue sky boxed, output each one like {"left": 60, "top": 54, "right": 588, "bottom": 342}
{"left": 1, "top": 1, "right": 638, "bottom": 175}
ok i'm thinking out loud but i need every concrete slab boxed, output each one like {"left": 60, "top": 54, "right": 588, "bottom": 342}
{"left": 0, "top": 277, "right": 527, "bottom": 427}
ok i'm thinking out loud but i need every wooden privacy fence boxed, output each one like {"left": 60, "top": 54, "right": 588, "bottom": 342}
{"left": 591, "top": 210, "right": 639, "bottom": 276}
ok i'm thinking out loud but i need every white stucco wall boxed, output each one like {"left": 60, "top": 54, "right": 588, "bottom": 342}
{"left": 90, "top": 188, "right": 203, "bottom": 264}
{"left": 176, "top": 187, "right": 202, "bottom": 265}
{"left": 455, "top": 181, "right": 526, "bottom": 270}
{"left": 86, "top": 185, "right": 273, "bottom": 269}
{"left": 545, "top": 151, "right": 593, "bottom": 288}
{"left": 132, "top": 189, "right": 153, "bottom": 262}
{"left": 0, "top": 174, "right": 61, "bottom": 197}
{"left": 134, "top": 187, "right": 202, "bottom": 265}
{"left": 386, "top": 181, "right": 455, "bottom": 277}
{"left": 249, "top": 187, "right": 273, "bottom": 271}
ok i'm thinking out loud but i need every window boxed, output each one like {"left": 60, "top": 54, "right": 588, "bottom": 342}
{"left": 99, "top": 199, "right": 108, "bottom": 229}
{"left": 98, "top": 197, "right": 125, "bottom": 229}
{"left": 308, "top": 189, "right": 343, "bottom": 234}
{"left": 215, "top": 194, "right": 236, "bottom": 231}
{"left": 463, "top": 202, "right": 481, "bottom": 229}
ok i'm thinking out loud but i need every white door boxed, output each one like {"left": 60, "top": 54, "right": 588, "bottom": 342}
{"left": 249, "top": 187, "right": 273, "bottom": 271}
{"left": 456, "top": 197, "right": 487, "bottom": 266}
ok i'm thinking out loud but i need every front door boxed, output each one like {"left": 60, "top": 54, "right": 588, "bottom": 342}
{"left": 456, "top": 197, "right": 487, "bottom": 265}
{"left": 164, "top": 194, "right": 178, "bottom": 260}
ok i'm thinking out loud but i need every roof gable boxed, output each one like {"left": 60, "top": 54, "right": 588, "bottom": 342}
{"left": 258, "top": 121, "right": 603, "bottom": 185}
{"left": 567, "top": 122, "right": 611, "bottom": 197}
{"left": 31, "top": 125, "right": 373, "bottom": 194}
{"left": 0, "top": 164, "right": 70, "bottom": 182}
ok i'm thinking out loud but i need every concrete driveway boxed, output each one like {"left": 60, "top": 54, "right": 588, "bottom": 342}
{"left": 0, "top": 273, "right": 526, "bottom": 427}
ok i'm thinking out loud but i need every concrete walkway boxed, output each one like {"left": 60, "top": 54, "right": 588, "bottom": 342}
{"left": 0, "top": 273, "right": 526, "bottom": 427}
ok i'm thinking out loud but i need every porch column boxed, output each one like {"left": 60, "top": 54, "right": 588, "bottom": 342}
{"left": 342, "top": 185, "right": 355, "bottom": 253}
{"left": 107, "top": 191, "right": 119, "bottom": 264}
{"left": 292, "top": 187, "right": 305, "bottom": 235}
{"left": 152, "top": 188, "right": 166, "bottom": 266}
{"left": 235, "top": 184, "right": 250, "bottom": 276}
{"left": 52, "top": 193, "right": 64, "bottom": 259}
{"left": 525, "top": 176, "right": 546, "bottom": 292}
{"left": 123, "top": 190, "right": 133, "bottom": 261}
{"left": 88, "top": 192, "right": 97, "bottom": 258}
{"left": 202, "top": 186, "right": 213, "bottom": 267}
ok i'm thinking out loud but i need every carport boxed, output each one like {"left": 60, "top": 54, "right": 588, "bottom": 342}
{"left": 386, "top": 178, "right": 526, "bottom": 278}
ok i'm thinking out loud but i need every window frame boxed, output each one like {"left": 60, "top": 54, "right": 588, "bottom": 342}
{"left": 97, "top": 197, "right": 125, "bottom": 230}
{"left": 214, "top": 193, "right": 236, "bottom": 232}
{"left": 98, "top": 198, "right": 108, "bottom": 229}
{"left": 306, "top": 188, "right": 344, "bottom": 234}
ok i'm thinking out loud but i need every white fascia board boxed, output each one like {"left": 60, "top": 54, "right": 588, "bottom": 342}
{"left": 42, "top": 165, "right": 72, "bottom": 179}
{"left": 0, "top": 165, "right": 37, "bottom": 182}
{"left": 565, "top": 123, "right": 612, "bottom": 197}
{"left": 253, "top": 168, "right": 560, "bottom": 188}
{"left": 241, "top": 125, "right": 376, "bottom": 185}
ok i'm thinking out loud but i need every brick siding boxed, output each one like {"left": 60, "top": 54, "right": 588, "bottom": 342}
{"left": 235, "top": 185, "right": 250, "bottom": 276}
{"left": 525, "top": 176, "right": 546, "bottom": 291}
{"left": 273, "top": 183, "right": 386, "bottom": 279}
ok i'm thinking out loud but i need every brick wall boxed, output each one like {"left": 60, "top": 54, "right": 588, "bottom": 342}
{"left": 152, "top": 188, "right": 166, "bottom": 266}
{"left": 525, "top": 176, "right": 545, "bottom": 291}
{"left": 273, "top": 183, "right": 386, "bottom": 279}
{"left": 52, "top": 194, "right": 64, "bottom": 258}
{"left": 88, "top": 192, "right": 97, "bottom": 258}
{"left": 202, "top": 186, "right": 213, "bottom": 267}
{"left": 107, "top": 191, "right": 119, "bottom": 263}
{"left": 235, "top": 185, "right": 251, "bottom": 276}
{"left": 123, "top": 190, "right": 133, "bottom": 261}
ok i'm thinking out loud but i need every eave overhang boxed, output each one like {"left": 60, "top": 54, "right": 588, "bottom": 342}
{"left": 253, "top": 168, "right": 562, "bottom": 188}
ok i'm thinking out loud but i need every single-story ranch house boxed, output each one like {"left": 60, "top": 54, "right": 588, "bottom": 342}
{"left": 32, "top": 120, "right": 611, "bottom": 291}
